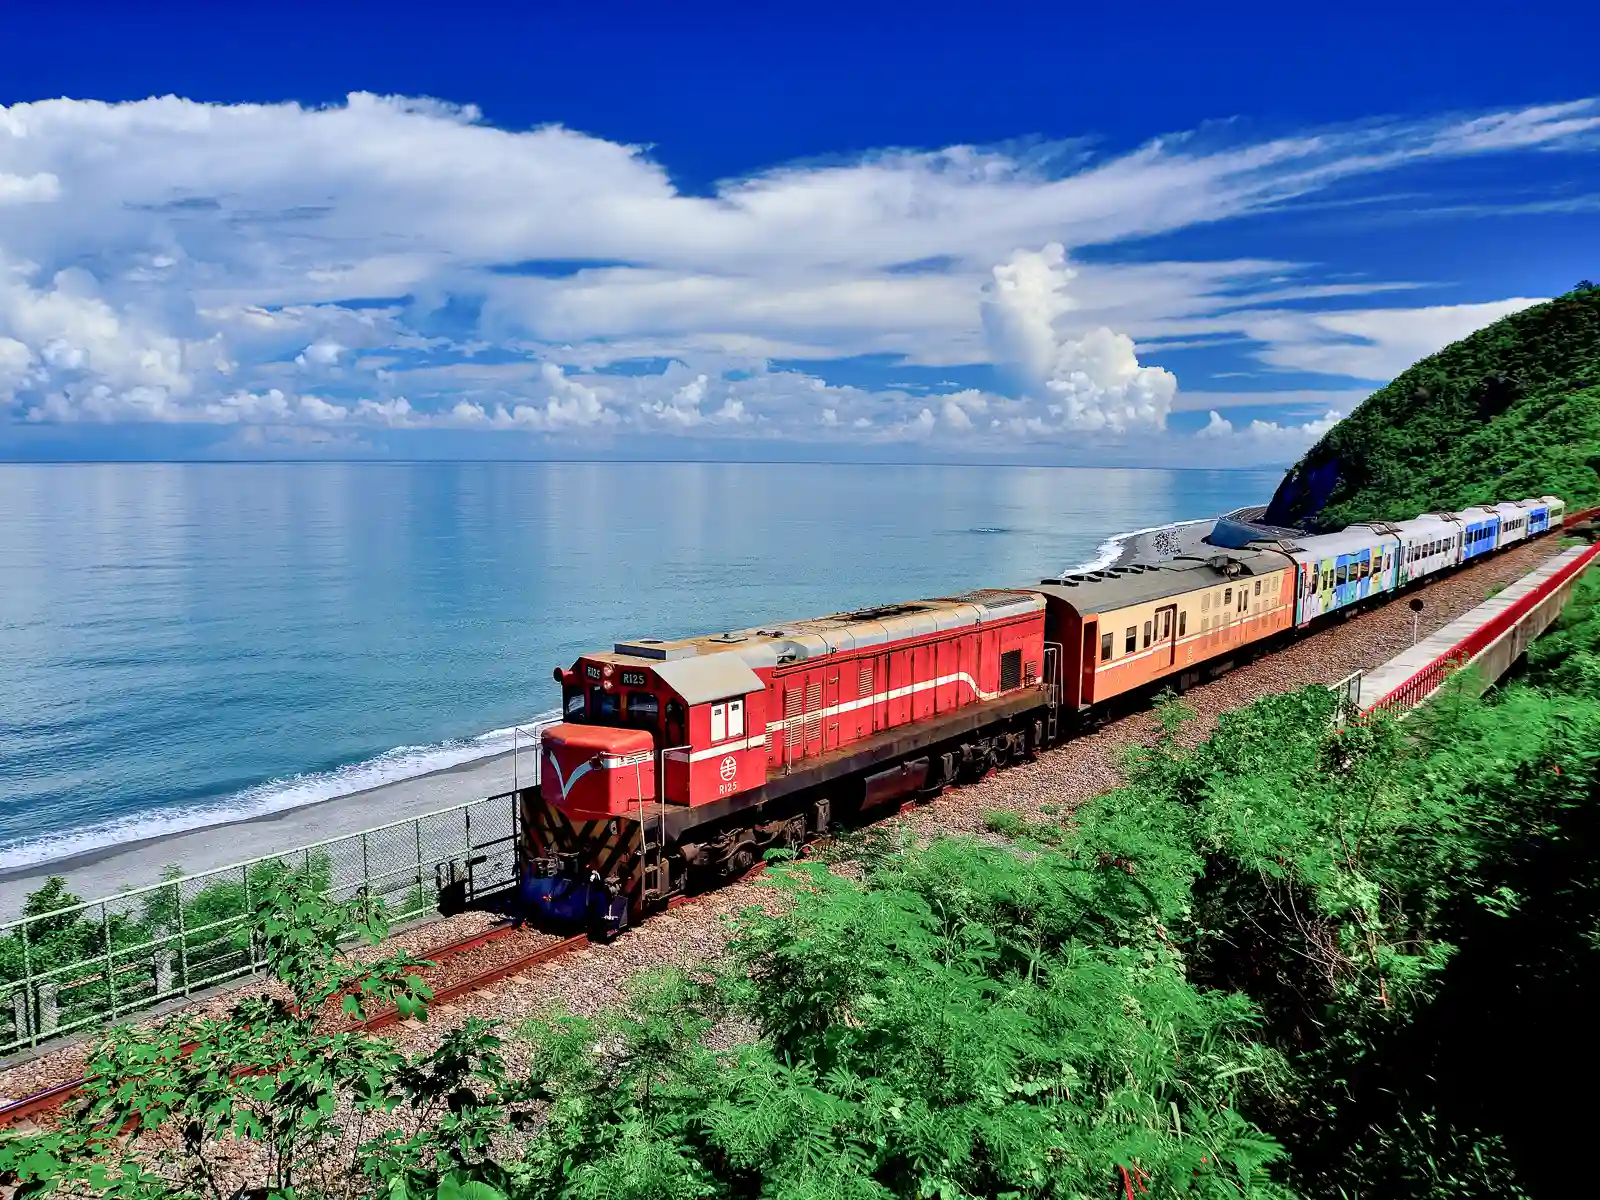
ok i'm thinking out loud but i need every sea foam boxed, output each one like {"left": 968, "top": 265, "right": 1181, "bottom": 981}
{"left": 1061, "top": 517, "right": 1215, "bottom": 576}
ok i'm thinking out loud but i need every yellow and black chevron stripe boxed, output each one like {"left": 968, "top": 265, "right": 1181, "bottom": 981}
{"left": 521, "top": 793, "right": 645, "bottom": 914}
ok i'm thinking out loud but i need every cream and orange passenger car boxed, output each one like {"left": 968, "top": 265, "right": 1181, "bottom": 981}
{"left": 1036, "top": 545, "right": 1298, "bottom": 709}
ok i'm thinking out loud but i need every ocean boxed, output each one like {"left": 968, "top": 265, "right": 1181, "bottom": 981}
{"left": 0, "top": 461, "right": 1277, "bottom": 872}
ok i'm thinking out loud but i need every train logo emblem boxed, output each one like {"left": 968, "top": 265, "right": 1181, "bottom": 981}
{"left": 719, "top": 755, "right": 738, "bottom": 782}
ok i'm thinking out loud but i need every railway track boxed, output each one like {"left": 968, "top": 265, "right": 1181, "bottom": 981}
{"left": 0, "top": 864, "right": 779, "bottom": 1131}
{"left": 0, "top": 922, "right": 587, "bottom": 1130}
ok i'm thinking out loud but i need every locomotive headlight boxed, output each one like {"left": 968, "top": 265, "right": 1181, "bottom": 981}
{"left": 603, "top": 664, "right": 614, "bottom": 678}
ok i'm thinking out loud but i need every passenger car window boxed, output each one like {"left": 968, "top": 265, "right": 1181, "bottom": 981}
{"left": 1142, "top": 621, "right": 1152, "bottom": 648}
{"left": 1178, "top": 612, "right": 1187, "bottom": 636}
{"left": 1100, "top": 631, "right": 1113, "bottom": 661}
{"left": 1124, "top": 626, "right": 1136, "bottom": 653}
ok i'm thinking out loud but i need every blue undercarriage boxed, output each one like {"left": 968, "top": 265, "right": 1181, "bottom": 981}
{"left": 519, "top": 862, "right": 630, "bottom": 937}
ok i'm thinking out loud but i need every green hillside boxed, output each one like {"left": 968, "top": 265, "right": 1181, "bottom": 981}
{"left": 1263, "top": 283, "right": 1600, "bottom": 531}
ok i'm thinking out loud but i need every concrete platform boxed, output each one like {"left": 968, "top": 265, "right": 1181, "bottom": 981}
{"left": 1355, "top": 542, "right": 1599, "bottom": 713}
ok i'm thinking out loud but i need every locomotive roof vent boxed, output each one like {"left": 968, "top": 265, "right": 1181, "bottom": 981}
{"left": 844, "top": 602, "right": 929, "bottom": 621}
{"left": 615, "top": 640, "right": 699, "bottom": 660}
{"left": 709, "top": 632, "right": 749, "bottom": 643}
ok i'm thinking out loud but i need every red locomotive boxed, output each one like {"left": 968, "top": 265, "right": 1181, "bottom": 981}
{"left": 520, "top": 499, "right": 1581, "bottom": 938}
{"left": 522, "top": 590, "right": 1053, "bottom": 935}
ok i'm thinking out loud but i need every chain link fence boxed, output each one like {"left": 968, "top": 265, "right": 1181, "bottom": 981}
{"left": 0, "top": 784, "right": 531, "bottom": 1059}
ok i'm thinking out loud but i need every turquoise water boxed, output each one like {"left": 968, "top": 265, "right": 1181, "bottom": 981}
{"left": 0, "top": 461, "right": 1277, "bottom": 869}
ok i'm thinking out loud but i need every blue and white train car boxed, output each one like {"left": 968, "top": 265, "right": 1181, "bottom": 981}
{"left": 1290, "top": 528, "right": 1401, "bottom": 627}
{"left": 1386, "top": 515, "right": 1461, "bottom": 587}
{"left": 1456, "top": 506, "right": 1501, "bottom": 563}
{"left": 1519, "top": 497, "right": 1552, "bottom": 536}
{"left": 1491, "top": 502, "right": 1531, "bottom": 549}
{"left": 1541, "top": 495, "right": 1566, "bottom": 529}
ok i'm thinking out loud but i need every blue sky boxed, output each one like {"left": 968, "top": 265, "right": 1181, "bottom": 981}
{"left": 1, "top": 1, "right": 1597, "bottom": 466}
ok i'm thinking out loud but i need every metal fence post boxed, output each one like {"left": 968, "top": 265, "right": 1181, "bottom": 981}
{"left": 243, "top": 863, "right": 256, "bottom": 973}
{"left": 361, "top": 832, "right": 370, "bottom": 899}
{"left": 176, "top": 881, "right": 191, "bottom": 995}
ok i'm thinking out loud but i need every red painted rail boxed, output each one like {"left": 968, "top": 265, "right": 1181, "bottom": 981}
{"left": 1362, "top": 512, "right": 1600, "bottom": 717}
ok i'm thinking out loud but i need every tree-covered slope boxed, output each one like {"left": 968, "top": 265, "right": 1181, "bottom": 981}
{"left": 1264, "top": 284, "right": 1600, "bottom": 531}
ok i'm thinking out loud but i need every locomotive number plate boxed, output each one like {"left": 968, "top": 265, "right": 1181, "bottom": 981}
{"left": 620, "top": 670, "right": 649, "bottom": 687}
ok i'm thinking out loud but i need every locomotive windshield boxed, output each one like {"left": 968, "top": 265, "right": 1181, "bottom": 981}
{"left": 562, "top": 681, "right": 658, "bottom": 731}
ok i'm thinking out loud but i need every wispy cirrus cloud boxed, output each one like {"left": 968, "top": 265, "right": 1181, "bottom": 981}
{"left": 0, "top": 92, "right": 1595, "bottom": 463}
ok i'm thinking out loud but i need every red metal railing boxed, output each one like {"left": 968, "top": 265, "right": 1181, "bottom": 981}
{"left": 1362, "top": 509, "right": 1600, "bottom": 716}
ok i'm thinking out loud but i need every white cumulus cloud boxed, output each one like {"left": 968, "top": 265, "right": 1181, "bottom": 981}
{"left": 1195, "top": 406, "right": 1346, "bottom": 464}
{"left": 982, "top": 244, "right": 1176, "bottom": 432}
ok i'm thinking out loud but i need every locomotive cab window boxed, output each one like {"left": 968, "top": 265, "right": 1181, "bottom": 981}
{"left": 590, "top": 687, "right": 621, "bottom": 721}
{"left": 1100, "top": 631, "right": 1113, "bottom": 661}
{"left": 710, "top": 699, "right": 745, "bottom": 742}
{"left": 564, "top": 688, "right": 586, "bottom": 719}
{"left": 711, "top": 703, "right": 724, "bottom": 742}
{"left": 626, "top": 691, "right": 659, "bottom": 727}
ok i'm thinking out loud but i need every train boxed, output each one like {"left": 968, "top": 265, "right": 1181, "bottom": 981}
{"left": 518, "top": 495, "right": 1570, "bottom": 937}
